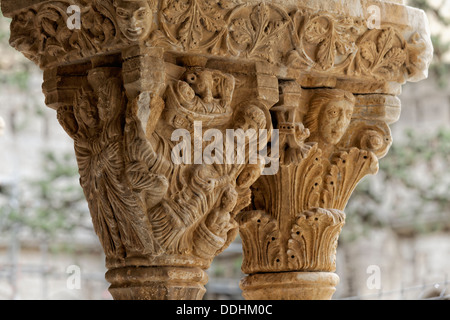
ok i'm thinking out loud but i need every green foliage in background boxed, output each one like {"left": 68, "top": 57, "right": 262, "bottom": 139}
{"left": 344, "top": 128, "right": 450, "bottom": 242}
{"left": 0, "top": 150, "right": 89, "bottom": 240}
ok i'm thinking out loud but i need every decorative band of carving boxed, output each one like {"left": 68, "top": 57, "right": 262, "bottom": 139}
{"left": 6, "top": 0, "right": 432, "bottom": 84}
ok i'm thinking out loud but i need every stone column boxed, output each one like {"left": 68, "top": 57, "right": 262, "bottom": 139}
{"left": 1, "top": 0, "right": 432, "bottom": 300}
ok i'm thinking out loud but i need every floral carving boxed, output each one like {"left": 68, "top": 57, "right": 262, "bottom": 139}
{"left": 286, "top": 10, "right": 429, "bottom": 83}
{"left": 7, "top": 0, "right": 432, "bottom": 84}
{"left": 303, "top": 14, "right": 362, "bottom": 70}
{"left": 228, "top": 3, "right": 291, "bottom": 63}
{"left": 160, "top": 0, "right": 233, "bottom": 51}
{"left": 9, "top": 1, "right": 122, "bottom": 67}
{"left": 287, "top": 208, "right": 345, "bottom": 272}
{"left": 287, "top": 11, "right": 365, "bottom": 72}
{"left": 357, "top": 27, "right": 408, "bottom": 81}
{"left": 160, "top": 1, "right": 291, "bottom": 62}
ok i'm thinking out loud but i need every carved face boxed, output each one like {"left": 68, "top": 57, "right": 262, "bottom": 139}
{"left": 114, "top": 0, "right": 153, "bottom": 42}
{"left": 318, "top": 99, "right": 353, "bottom": 145}
{"left": 57, "top": 107, "right": 79, "bottom": 137}
{"left": 235, "top": 106, "right": 266, "bottom": 132}
{"left": 220, "top": 187, "right": 238, "bottom": 212}
{"left": 177, "top": 81, "right": 196, "bottom": 101}
{"left": 78, "top": 99, "right": 99, "bottom": 129}
{"left": 184, "top": 70, "right": 214, "bottom": 103}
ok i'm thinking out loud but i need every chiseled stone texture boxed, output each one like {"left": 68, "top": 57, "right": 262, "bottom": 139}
{"left": 1, "top": 0, "right": 432, "bottom": 300}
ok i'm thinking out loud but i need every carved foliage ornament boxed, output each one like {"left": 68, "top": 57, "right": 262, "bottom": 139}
{"left": 8, "top": 0, "right": 430, "bottom": 83}
{"left": 10, "top": 0, "right": 121, "bottom": 67}
{"left": 287, "top": 11, "right": 427, "bottom": 82}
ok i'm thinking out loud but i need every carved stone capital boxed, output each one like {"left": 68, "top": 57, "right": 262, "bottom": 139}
{"left": 1, "top": 0, "right": 432, "bottom": 300}
{"left": 48, "top": 52, "right": 275, "bottom": 299}
{"left": 238, "top": 85, "right": 393, "bottom": 299}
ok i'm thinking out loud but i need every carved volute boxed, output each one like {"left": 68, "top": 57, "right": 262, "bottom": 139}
{"left": 1, "top": 0, "right": 432, "bottom": 300}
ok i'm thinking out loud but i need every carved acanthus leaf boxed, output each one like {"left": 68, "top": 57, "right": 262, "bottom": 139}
{"left": 357, "top": 27, "right": 407, "bottom": 80}
{"left": 287, "top": 11, "right": 365, "bottom": 72}
{"left": 228, "top": 3, "right": 291, "bottom": 63}
{"left": 237, "top": 210, "right": 283, "bottom": 274}
{"left": 323, "top": 148, "right": 378, "bottom": 210}
{"left": 287, "top": 208, "right": 345, "bottom": 272}
{"left": 303, "top": 14, "right": 360, "bottom": 70}
{"left": 161, "top": 0, "right": 230, "bottom": 51}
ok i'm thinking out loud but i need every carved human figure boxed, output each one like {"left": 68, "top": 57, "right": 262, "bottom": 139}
{"left": 234, "top": 104, "right": 267, "bottom": 133}
{"left": 176, "top": 68, "right": 235, "bottom": 115}
{"left": 232, "top": 105, "right": 268, "bottom": 208}
{"left": 114, "top": 0, "right": 155, "bottom": 42}
{"left": 163, "top": 64, "right": 235, "bottom": 134}
{"left": 71, "top": 89, "right": 99, "bottom": 135}
{"left": 283, "top": 123, "right": 312, "bottom": 164}
{"left": 193, "top": 185, "right": 238, "bottom": 259}
{"left": 304, "top": 89, "right": 355, "bottom": 157}
{"left": 206, "top": 185, "right": 238, "bottom": 233}
{"left": 124, "top": 95, "right": 170, "bottom": 210}
{"left": 57, "top": 71, "right": 168, "bottom": 259}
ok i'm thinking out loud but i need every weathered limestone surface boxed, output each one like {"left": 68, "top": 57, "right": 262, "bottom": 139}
{"left": 1, "top": 0, "right": 432, "bottom": 300}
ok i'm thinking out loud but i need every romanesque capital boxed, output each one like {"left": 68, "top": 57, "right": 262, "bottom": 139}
{"left": 1, "top": 0, "right": 432, "bottom": 300}
{"left": 238, "top": 86, "right": 399, "bottom": 299}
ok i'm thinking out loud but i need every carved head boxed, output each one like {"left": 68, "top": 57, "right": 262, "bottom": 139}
{"left": 220, "top": 186, "right": 239, "bottom": 212}
{"left": 235, "top": 105, "right": 267, "bottom": 133}
{"left": 183, "top": 69, "right": 215, "bottom": 104}
{"left": 74, "top": 89, "right": 99, "bottom": 129}
{"left": 113, "top": 0, "right": 155, "bottom": 42}
{"left": 304, "top": 89, "right": 355, "bottom": 147}
{"left": 57, "top": 106, "right": 79, "bottom": 137}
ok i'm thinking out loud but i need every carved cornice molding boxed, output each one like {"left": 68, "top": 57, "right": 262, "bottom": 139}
{"left": 4, "top": 0, "right": 432, "bottom": 85}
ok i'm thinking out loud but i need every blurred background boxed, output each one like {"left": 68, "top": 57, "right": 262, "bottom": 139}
{"left": 0, "top": 0, "right": 449, "bottom": 300}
